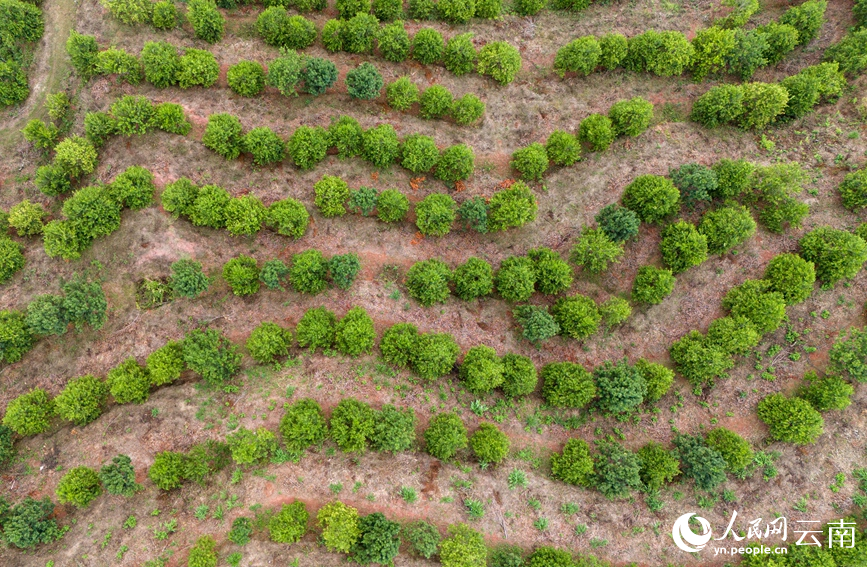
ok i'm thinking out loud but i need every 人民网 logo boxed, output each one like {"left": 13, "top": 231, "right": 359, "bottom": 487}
{"left": 672, "top": 512, "right": 713, "bottom": 552}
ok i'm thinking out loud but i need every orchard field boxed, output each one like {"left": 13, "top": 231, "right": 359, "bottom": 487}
{"left": 0, "top": 0, "right": 867, "bottom": 566}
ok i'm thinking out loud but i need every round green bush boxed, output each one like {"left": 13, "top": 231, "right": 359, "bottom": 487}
{"left": 328, "top": 253, "right": 361, "bottom": 290}
{"left": 42, "top": 220, "right": 84, "bottom": 260}
{"left": 595, "top": 203, "right": 639, "bottom": 243}
{"left": 302, "top": 57, "right": 338, "bottom": 95}
{"left": 346, "top": 62, "right": 383, "bottom": 100}
{"left": 545, "top": 130, "right": 580, "bottom": 167}
{"left": 335, "top": 307, "right": 375, "bottom": 357}
{"left": 599, "top": 297, "right": 631, "bottom": 328}
{"left": 147, "top": 341, "right": 186, "bottom": 386}
{"left": 839, "top": 169, "right": 867, "bottom": 211}
{"left": 690, "top": 26, "right": 736, "bottom": 80}
{"left": 322, "top": 19, "right": 344, "bottom": 52}
{"left": 314, "top": 175, "right": 350, "bottom": 218}
{"left": 673, "top": 434, "right": 727, "bottom": 491}
{"left": 377, "top": 21, "right": 410, "bottom": 62}
{"left": 419, "top": 85, "right": 453, "bottom": 120}
{"left": 380, "top": 323, "right": 418, "bottom": 368}
{"left": 514, "top": 0, "right": 545, "bottom": 16}
{"left": 371, "top": 404, "right": 416, "bottom": 453}
{"left": 830, "top": 327, "right": 867, "bottom": 383}
{"left": 95, "top": 48, "right": 143, "bottom": 85}
{"left": 798, "top": 372, "right": 854, "bottom": 412}
{"left": 223, "top": 255, "right": 260, "bottom": 296}
{"left": 7, "top": 200, "right": 44, "bottom": 237}
{"left": 722, "top": 279, "right": 786, "bottom": 335}
{"left": 182, "top": 327, "right": 242, "bottom": 388}
{"left": 469, "top": 422, "right": 510, "bottom": 465}
{"left": 244, "top": 127, "right": 285, "bottom": 166}
{"left": 0, "top": 310, "right": 34, "bottom": 364}
{"left": 187, "top": 0, "right": 225, "bottom": 43}
{"left": 295, "top": 307, "right": 336, "bottom": 352}
{"left": 107, "top": 358, "right": 151, "bottom": 404}
{"left": 341, "top": 13, "right": 379, "bottom": 54}
{"left": 177, "top": 48, "right": 220, "bottom": 88}
{"left": 152, "top": 1, "right": 177, "bottom": 29}
{"left": 351, "top": 512, "right": 401, "bottom": 566}
{"left": 631, "top": 265, "right": 675, "bottom": 304}
{"left": 488, "top": 182, "right": 538, "bottom": 232}
{"left": 593, "top": 359, "right": 646, "bottom": 413}
{"left": 66, "top": 31, "right": 99, "bottom": 78}
{"left": 170, "top": 258, "right": 209, "bottom": 298}
{"left": 99, "top": 454, "right": 142, "bottom": 497}
{"left": 525, "top": 247, "right": 571, "bottom": 295}
{"left": 690, "top": 84, "right": 745, "bottom": 128}
{"left": 107, "top": 165, "right": 154, "bottom": 210}
{"left": 0, "top": 239, "right": 24, "bottom": 285}
{"left": 436, "top": 144, "right": 474, "bottom": 183}
{"left": 412, "top": 332, "right": 459, "bottom": 380}
{"left": 153, "top": 102, "right": 191, "bottom": 135}
{"left": 2, "top": 388, "right": 54, "bottom": 436}
{"left": 757, "top": 393, "right": 824, "bottom": 444}
{"left": 203, "top": 113, "right": 244, "bottom": 160}
{"left": 495, "top": 256, "right": 536, "bottom": 302}
{"left": 608, "top": 97, "right": 654, "bottom": 137}
{"left": 779, "top": 0, "right": 827, "bottom": 45}
{"left": 437, "top": 0, "right": 475, "bottom": 23}
{"left": 800, "top": 226, "right": 867, "bottom": 285}
{"left": 592, "top": 441, "right": 643, "bottom": 499}
{"left": 408, "top": 0, "right": 434, "bottom": 19}
{"left": 401, "top": 134, "right": 439, "bottom": 173}
{"left": 411, "top": 28, "right": 444, "bottom": 67}
{"left": 260, "top": 259, "right": 290, "bottom": 290}
{"left": 280, "top": 398, "right": 328, "bottom": 452}
{"left": 738, "top": 82, "right": 789, "bottom": 130}
{"left": 444, "top": 33, "right": 476, "bottom": 75}
{"left": 83, "top": 111, "right": 116, "bottom": 148}
{"left": 415, "top": 194, "right": 456, "bottom": 236}
{"left": 286, "top": 126, "right": 328, "bottom": 170}
{"left": 267, "top": 50, "right": 304, "bottom": 97}
{"left": 577, "top": 113, "right": 615, "bottom": 152}
{"left": 450, "top": 94, "right": 485, "bottom": 126}
{"left": 327, "top": 115, "right": 363, "bottom": 159}
{"left": 53, "top": 136, "right": 98, "bottom": 178}
{"left": 385, "top": 76, "right": 418, "bottom": 111}
{"left": 25, "top": 294, "right": 67, "bottom": 336}
{"left": 188, "top": 536, "right": 218, "bottom": 567}
{"left": 554, "top": 36, "right": 600, "bottom": 77}
{"left": 477, "top": 41, "right": 521, "bottom": 85}
{"left": 453, "top": 257, "right": 493, "bottom": 300}
{"left": 599, "top": 32, "right": 628, "bottom": 69}
{"left": 669, "top": 330, "right": 733, "bottom": 388}
{"left": 625, "top": 30, "right": 695, "bottom": 76}
{"left": 317, "top": 501, "right": 361, "bottom": 554}
{"left": 227, "top": 426, "right": 278, "bottom": 464}
{"left": 406, "top": 258, "right": 452, "bottom": 306}
{"left": 362, "top": 124, "right": 400, "bottom": 168}
{"left": 290, "top": 249, "right": 328, "bottom": 294}
{"left": 514, "top": 305, "right": 559, "bottom": 345}
{"left": 763, "top": 252, "right": 816, "bottom": 304}
{"left": 570, "top": 227, "right": 623, "bottom": 274}
{"left": 541, "top": 361, "right": 596, "bottom": 408}
{"left": 330, "top": 397, "right": 375, "bottom": 452}
{"left": 376, "top": 189, "right": 409, "bottom": 222}
{"left": 660, "top": 220, "right": 708, "bottom": 273}
{"left": 148, "top": 451, "right": 186, "bottom": 490}
{"left": 705, "top": 427, "right": 753, "bottom": 471}
{"left": 634, "top": 358, "right": 673, "bottom": 402}
{"left": 141, "top": 41, "right": 180, "bottom": 88}
{"left": 336, "top": 0, "right": 370, "bottom": 18}
{"left": 669, "top": 162, "right": 717, "bottom": 206}
{"left": 34, "top": 164, "right": 71, "bottom": 198}
{"left": 284, "top": 15, "right": 317, "bottom": 49}
{"left": 56, "top": 466, "right": 102, "bottom": 508}
{"left": 622, "top": 174, "right": 680, "bottom": 223}
{"left": 460, "top": 345, "right": 504, "bottom": 393}
{"left": 551, "top": 294, "right": 600, "bottom": 340}
{"left": 54, "top": 375, "right": 108, "bottom": 426}
{"left": 500, "top": 353, "right": 537, "bottom": 398}
{"left": 0, "top": 61, "right": 29, "bottom": 106}
{"left": 550, "top": 438, "right": 593, "bottom": 485}
{"left": 269, "top": 502, "right": 309, "bottom": 543}
{"left": 510, "top": 143, "right": 548, "bottom": 181}
{"left": 225, "top": 195, "right": 266, "bottom": 237}
{"left": 705, "top": 316, "right": 760, "bottom": 356}
{"left": 824, "top": 28, "right": 867, "bottom": 75}
{"left": 637, "top": 442, "right": 680, "bottom": 491}
{"left": 424, "top": 412, "right": 467, "bottom": 460}
{"left": 246, "top": 322, "right": 292, "bottom": 364}
{"left": 474, "top": 0, "right": 500, "bottom": 17}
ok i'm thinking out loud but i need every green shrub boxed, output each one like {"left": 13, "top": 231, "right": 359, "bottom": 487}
{"left": 510, "top": 143, "right": 548, "bottom": 181}
{"left": 757, "top": 393, "right": 824, "bottom": 444}
{"left": 593, "top": 32, "right": 628, "bottom": 70}
{"left": 223, "top": 255, "right": 260, "bottom": 296}
{"left": 622, "top": 174, "right": 679, "bottom": 223}
{"left": 227, "top": 426, "right": 277, "bottom": 464}
{"left": 42, "top": 220, "right": 83, "bottom": 260}
{"left": 56, "top": 466, "right": 101, "bottom": 508}
{"left": 738, "top": 82, "right": 789, "bottom": 130}
{"left": 660, "top": 220, "right": 708, "bottom": 273}
{"left": 800, "top": 226, "right": 867, "bottom": 285}
{"left": 107, "top": 166, "right": 154, "bottom": 211}
{"left": 637, "top": 442, "right": 680, "bottom": 491}
{"left": 101, "top": 0, "right": 151, "bottom": 24}
{"left": 824, "top": 28, "right": 867, "bottom": 75}
{"left": 829, "top": 327, "right": 867, "bottom": 383}
{"left": 99, "top": 454, "right": 142, "bottom": 496}
{"left": 499, "top": 353, "right": 537, "bottom": 398}
{"left": 415, "top": 194, "right": 456, "bottom": 236}
{"left": 261, "top": 11, "right": 317, "bottom": 49}
{"left": 341, "top": 13, "right": 379, "bottom": 53}
{"left": 35, "top": 164, "right": 72, "bottom": 197}
{"left": 444, "top": 33, "right": 476, "bottom": 75}
{"left": 111, "top": 94, "right": 157, "bottom": 136}
{"left": 798, "top": 372, "right": 853, "bottom": 412}
{"left": 690, "top": 84, "right": 745, "bottom": 128}
{"left": 0, "top": 424, "right": 13, "bottom": 464}
{"left": 244, "top": 127, "right": 285, "bottom": 166}
{"left": 295, "top": 307, "right": 336, "bottom": 352}
{"left": 335, "top": 0, "right": 369, "bottom": 17}
{"left": 280, "top": 398, "right": 328, "bottom": 452}
{"left": 54, "top": 375, "right": 107, "bottom": 426}
{"left": 402, "top": 521, "right": 441, "bottom": 559}
{"left": 592, "top": 441, "right": 643, "bottom": 499}
{"left": 25, "top": 293, "right": 67, "bottom": 336}
{"left": 170, "top": 259, "right": 209, "bottom": 299}
{"left": 152, "top": 0, "right": 176, "bottom": 29}
{"left": 147, "top": 341, "right": 185, "bottom": 386}
{"left": 0, "top": 309, "right": 33, "bottom": 363}
{"left": 148, "top": 450, "right": 186, "bottom": 490}
{"left": 698, "top": 204, "right": 756, "bottom": 255}
{"left": 487, "top": 182, "right": 537, "bottom": 232}
{"left": 570, "top": 226, "right": 623, "bottom": 274}
{"left": 290, "top": 249, "right": 328, "bottom": 294}
{"left": 107, "top": 358, "right": 151, "bottom": 404}
{"left": 780, "top": 0, "right": 826, "bottom": 45}
{"left": 526, "top": 247, "right": 571, "bottom": 295}
{"left": 400, "top": 134, "right": 439, "bottom": 174}
{"left": 346, "top": 62, "right": 383, "bottom": 100}
{"left": 690, "top": 26, "right": 736, "bottom": 80}
{"left": 302, "top": 57, "right": 338, "bottom": 95}
{"left": 460, "top": 345, "right": 504, "bottom": 393}
{"left": 335, "top": 307, "right": 375, "bottom": 357}
{"left": 203, "top": 113, "right": 244, "bottom": 160}
{"left": 187, "top": 536, "right": 218, "bottom": 567}
{"left": 550, "top": 438, "right": 593, "bottom": 485}
{"left": 759, "top": 22, "right": 800, "bottom": 64}
{"left": 596, "top": 203, "right": 639, "bottom": 243}
{"left": 314, "top": 175, "right": 350, "bottom": 218}
{"left": 385, "top": 76, "right": 418, "bottom": 111}
{"left": 554, "top": 36, "right": 600, "bottom": 77}
{"left": 352, "top": 512, "right": 401, "bottom": 565}
{"left": 705, "top": 316, "right": 760, "bottom": 356}
{"left": 267, "top": 198, "right": 309, "bottom": 238}
{"left": 599, "top": 297, "right": 631, "bottom": 328}
{"left": 177, "top": 48, "right": 220, "bottom": 88}
{"left": 726, "top": 27, "right": 770, "bottom": 80}
{"left": 419, "top": 85, "right": 453, "bottom": 119}
{"left": 673, "top": 434, "right": 727, "bottom": 490}
{"left": 593, "top": 359, "right": 645, "bottom": 413}
{"left": 669, "top": 163, "right": 716, "bottom": 207}
{"left": 839, "top": 169, "right": 867, "bottom": 211}
{"left": 424, "top": 412, "right": 467, "bottom": 460}
{"left": 260, "top": 257, "right": 290, "bottom": 289}
{"left": 437, "top": 0, "right": 475, "bottom": 23}
{"left": 318, "top": 501, "right": 361, "bottom": 553}
{"left": 705, "top": 427, "right": 753, "bottom": 471}
{"left": 225, "top": 195, "right": 266, "bottom": 237}
{"left": 541, "top": 361, "right": 596, "bottom": 407}
{"left": 763, "top": 253, "right": 815, "bottom": 304}
{"left": 494, "top": 256, "right": 535, "bottom": 302}
{"left": 669, "top": 330, "right": 733, "bottom": 388}
{"left": 450, "top": 94, "right": 485, "bottom": 126}
{"left": 362, "top": 124, "right": 400, "bottom": 168}
{"left": 152, "top": 102, "right": 191, "bottom": 135}
{"left": 21, "top": 119, "right": 59, "bottom": 150}
{"left": 469, "top": 422, "right": 509, "bottom": 465}
{"left": 53, "top": 135, "right": 98, "bottom": 178}
{"left": 95, "top": 48, "right": 143, "bottom": 85}
{"left": 140, "top": 41, "right": 179, "bottom": 88}
{"left": 2, "top": 388, "right": 53, "bottom": 436}
{"left": 436, "top": 144, "right": 474, "bottom": 184}
{"left": 406, "top": 258, "right": 452, "bottom": 306}
{"left": 412, "top": 28, "right": 444, "bottom": 64}
{"left": 371, "top": 404, "right": 416, "bottom": 452}
{"left": 722, "top": 279, "right": 787, "bottom": 334}
{"left": 577, "top": 113, "right": 615, "bottom": 152}
{"left": 66, "top": 31, "right": 99, "bottom": 78}
{"left": 328, "top": 253, "right": 361, "bottom": 290}
{"left": 285, "top": 126, "right": 328, "bottom": 170}
{"left": 322, "top": 18, "right": 344, "bottom": 52}
{"left": 2, "top": 497, "right": 64, "bottom": 549}
{"left": 246, "top": 322, "right": 292, "bottom": 364}
{"left": 228, "top": 516, "right": 253, "bottom": 545}
{"left": 0, "top": 239, "right": 24, "bottom": 284}
{"left": 266, "top": 50, "right": 304, "bottom": 97}
{"left": 544, "top": 130, "right": 580, "bottom": 167}
{"left": 182, "top": 328, "right": 241, "bottom": 387}
{"left": 453, "top": 257, "right": 493, "bottom": 300}
{"left": 456, "top": 194, "right": 486, "bottom": 232}
{"left": 376, "top": 189, "right": 409, "bottom": 222}
{"left": 330, "top": 397, "right": 376, "bottom": 453}
{"left": 7, "top": 200, "right": 44, "bottom": 237}
{"left": 551, "top": 294, "right": 600, "bottom": 340}
{"left": 380, "top": 323, "right": 418, "bottom": 368}
{"left": 625, "top": 30, "right": 695, "bottom": 76}
{"left": 377, "top": 20, "right": 410, "bottom": 62}
{"left": 187, "top": 0, "right": 224, "bottom": 43}
{"left": 477, "top": 41, "right": 521, "bottom": 84}
{"left": 0, "top": 61, "right": 29, "bottom": 106}
{"left": 412, "top": 332, "right": 459, "bottom": 380}
{"left": 514, "top": 305, "right": 559, "bottom": 345}
{"left": 269, "top": 502, "right": 308, "bottom": 543}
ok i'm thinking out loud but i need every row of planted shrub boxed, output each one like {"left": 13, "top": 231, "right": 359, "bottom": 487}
{"left": 68, "top": 33, "right": 487, "bottom": 126}
{"left": 0, "top": 0, "right": 44, "bottom": 107}
{"left": 554, "top": 0, "right": 826, "bottom": 81}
